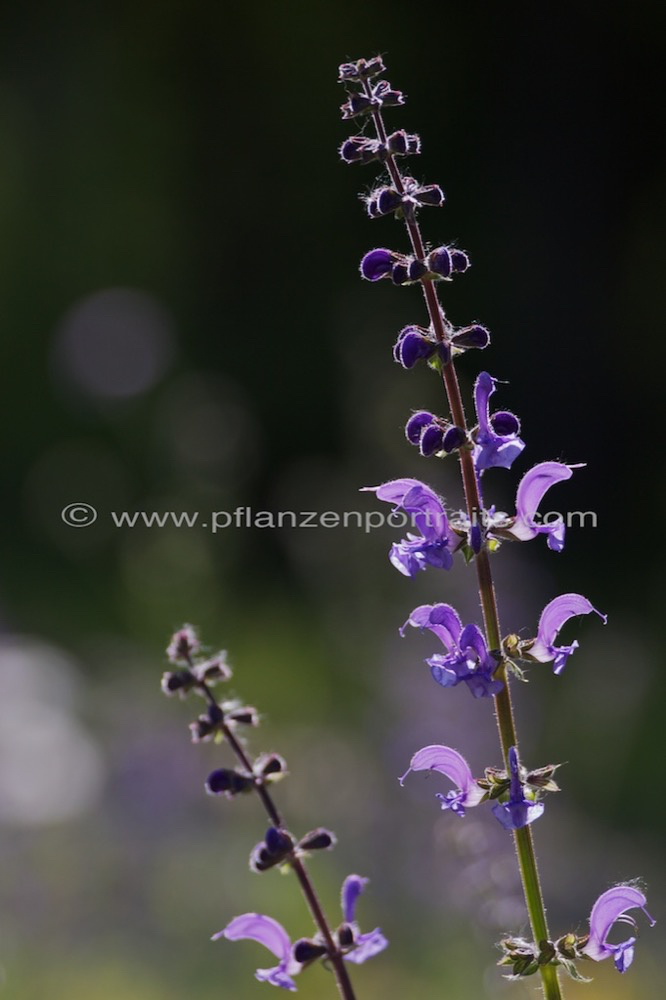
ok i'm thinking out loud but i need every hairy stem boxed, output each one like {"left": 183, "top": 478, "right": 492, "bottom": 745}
{"left": 196, "top": 678, "right": 358, "bottom": 1000}
{"left": 368, "top": 98, "right": 564, "bottom": 1000}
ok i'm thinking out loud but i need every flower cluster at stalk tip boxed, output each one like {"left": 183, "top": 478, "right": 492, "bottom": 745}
{"left": 161, "top": 624, "right": 387, "bottom": 995}
{"left": 339, "top": 52, "right": 653, "bottom": 989}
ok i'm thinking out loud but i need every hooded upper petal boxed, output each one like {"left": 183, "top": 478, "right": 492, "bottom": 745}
{"left": 529, "top": 593, "right": 607, "bottom": 672}
{"left": 215, "top": 913, "right": 300, "bottom": 990}
{"left": 498, "top": 461, "right": 581, "bottom": 550}
{"left": 341, "top": 874, "right": 368, "bottom": 925}
{"left": 583, "top": 886, "right": 655, "bottom": 969}
{"left": 400, "top": 602, "right": 462, "bottom": 648}
{"left": 399, "top": 744, "right": 484, "bottom": 813}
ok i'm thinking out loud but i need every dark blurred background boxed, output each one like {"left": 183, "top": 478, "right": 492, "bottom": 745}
{"left": 0, "top": 3, "right": 663, "bottom": 998}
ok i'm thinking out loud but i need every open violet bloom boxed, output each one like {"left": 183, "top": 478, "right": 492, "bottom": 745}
{"left": 362, "top": 479, "right": 453, "bottom": 576}
{"left": 472, "top": 372, "right": 524, "bottom": 473}
{"left": 215, "top": 913, "right": 302, "bottom": 991}
{"left": 338, "top": 875, "right": 388, "bottom": 964}
{"left": 215, "top": 877, "right": 387, "bottom": 990}
{"left": 491, "top": 746, "right": 545, "bottom": 831}
{"left": 524, "top": 593, "right": 607, "bottom": 674}
{"left": 583, "top": 885, "right": 655, "bottom": 973}
{"left": 401, "top": 602, "right": 504, "bottom": 697}
{"left": 399, "top": 744, "right": 484, "bottom": 816}
{"left": 488, "top": 461, "right": 581, "bottom": 552}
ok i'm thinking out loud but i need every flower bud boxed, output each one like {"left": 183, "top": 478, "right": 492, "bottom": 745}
{"left": 451, "top": 324, "right": 490, "bottom": 350}
{"left": 428, "top": 246, "right": 452, "bottom": 278}
{"left": 420, "top": 424, "right": 444, "bottom": 456}
{"left": 166, "top": 625, "right": 200, "bottom": 664}
{"left": 405, "top": 411, "right": 435, "bottom": 444}
{"left": 293, "top": 939, "right": 329, "bottom": 964}
{"left": 297, "top": 828, "right": 337, "bottom": 851}
{"left": 450, "top": 248, "right": 470, "bottom": 273}
{"left": 254, "top": 752, "right": 287, "bottom": 780}
{"left": 160, "top": 669, "right": 195, "bottom": 697}
{"left": 360, "top": 248, "right": 395, "bottom": 281}
{"left": 491, "top": 410, "right": 520, "bottom": 436}
{"left": 205, "top": 767, "right": 254, "bottom": 797}
{"left": 443, "top": 425, "right": 466, "bottom": 452}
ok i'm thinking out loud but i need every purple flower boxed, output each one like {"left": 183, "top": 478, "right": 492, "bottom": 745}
{"left": 214, "top": 913, "right": 302, "bottom": 991}
{"left": 526, "top": 594, "right": 607, "bottom": 674}
{"left": 363, "top": 479, "right": 453, "bottom": 576}
{"left": 399, "top": 744, "right": 484, "bottom": 816}
{"left": 339, "top": 875, "right": 388, "bottom": 964}
{"left": 472, "top": 372, "right": 524, "bottom": 472}
{"left": 492, "top": 746, "right": 545, "bottom": 831}
{"left": 583, "top": 885, "right": 655, "bottom": 972}
{"left": 401, "top": 602, "right": 503, "bottom": 697}
{"left": 490, "top": 461, "right": 581, "bottom": 551}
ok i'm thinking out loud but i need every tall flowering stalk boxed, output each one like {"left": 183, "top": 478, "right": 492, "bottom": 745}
{"left": 161, "top": 625, "right": 386, "bottom": 996}
{"left": 338, "top": 56, "right": 653, "bottom": 996}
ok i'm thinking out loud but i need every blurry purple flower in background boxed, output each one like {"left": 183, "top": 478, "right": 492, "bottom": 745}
{"left": 472, "top": 372, "right": 524, "bottom": 473}
{"left": 583, "top": 885, "right": 655, "bottom": 973}
{"left": 526, "top": 594, "right": 607, "bottom": 674}
{"left": 401, "top": 603, "right": 503, "bottom": 697}
{"left": 399, "top": 744, "right": 484, "bottom": 816}
{"left": 491, "top": 747, "right": 544, "bottom": 831}
{"left": 363, "top": 479, "right": 453, "bottom": 576}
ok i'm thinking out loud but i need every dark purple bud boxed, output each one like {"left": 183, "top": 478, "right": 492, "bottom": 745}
{"left": 450, "top": 249, "right": 470, "bottom": 273}
{"left": 207, "top": 702, "right": 224, "bottom": 724}
{"left": 166, "top": 625, "right": 200, "bottom": 664}
{"left": 254, "top": 752, "right": 287, "bottom": 778}
{"left": 250, "top": 827, "right": 294, "bottom": 871}
{"left": 360, "top": 248, "right": 395, "bottom": 281}
{"left": 337, "top": 924, "right": 355, "bottom": 948}
{"left": 190, "top": 715, "right": 215, "bottom": 742}
{"left": 265, "top": 826, "right": 293, "bottom": 855}
{"left": 451, "top": 324, "right": 490, "bottom": 350}
{"left": 391, "top": 261, "right": 410, "bottom": 285}
{"left": 160, "top": 669, "right": 195, "bottom": 697}
{"left": 338, "top": 56, "right": 385, "bottom": 83}
{"left": 226, "top": 705, "right": 259, "bottom": 726}
{"left": 373, "top": 80, "right": 405, "bottom": 107}
{"left": 470, "top": 522, "right": 483, "bottom": 554}
{"left": 374, "top": 187, "right": 402, "bottom": 216}
{"left": 396, "top": 330, "right": 433, "bottom": 368}
{"left": 387, "top": 130, "right": 420, "bottom": 156}
{"left": 298, "top": 828, "right": 337, "bottom": 851}
{"left": 420, "top": 424, "right": 445, "bottom": 456}
{"left": 491, "top": 410, "right": 521, "bottom": 436}
{"left": 339, "top": 137, "right": 365, "bottom": 163}
{"left": 443, "top": 425, "right": 467, "bottom": 452}
{"left": 428, "top": 246, "right": 452, "bottom": 278}
{"left": 206, "top": 767, "right": 254, "bottom": 796}
{"left": 407, "top": 258, "right": 428, "bottom": 281}
{"left": 293, "top": 939, "right": 329, "bottom": 964}
{"left": 415, "top": 184, "right": 445, "bottom": 207}
{"left": 340, "top": 93, "right": 374, "bottom": 119}
{"left": 405, "top": 410, "right": 435, "bottom": 444}
{"left": 191, "top": 653, "right": 232, "bottom": 685}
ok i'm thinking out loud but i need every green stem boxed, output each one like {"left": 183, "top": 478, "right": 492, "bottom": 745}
{"left": 367, "top": 98, "right": 564, "bottom": 1000}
